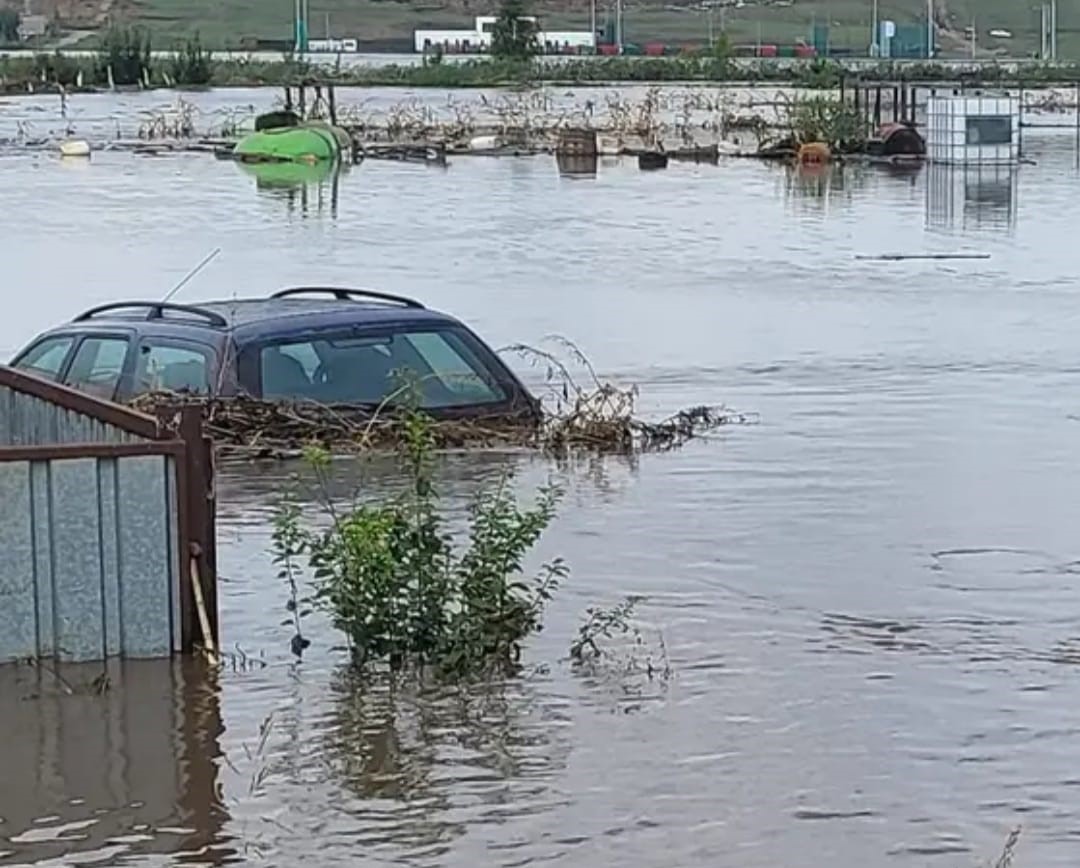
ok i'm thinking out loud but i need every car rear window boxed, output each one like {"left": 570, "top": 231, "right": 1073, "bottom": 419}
{"left": 259, "top": 328, "right": 507, "bottom": 408}
{"left": 134, "top": 343, "right": 211, "bottom": 396}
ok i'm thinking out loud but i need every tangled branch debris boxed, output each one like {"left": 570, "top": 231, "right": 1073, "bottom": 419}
{"left": 131, "top": 339, "right": 753, "bottom": 459}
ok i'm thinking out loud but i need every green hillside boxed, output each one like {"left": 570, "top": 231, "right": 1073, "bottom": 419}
{"left": 101, "top": 0, "right": 1080, "bottom": 57}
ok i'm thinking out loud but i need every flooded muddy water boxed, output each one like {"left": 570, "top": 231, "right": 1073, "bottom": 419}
{"left": 3, "top": 86, "right": 1080, "bottom": 866}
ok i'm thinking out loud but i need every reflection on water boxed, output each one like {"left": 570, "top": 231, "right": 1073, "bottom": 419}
{"left": 781, "top": 162, "right": 875, "bottom": 210}
{"left": 324, "top": 670, "right": 569, "bottom": 855}
{"left": 0, "top": 659, "right": 230, "bottom": 866}
{"left": 234, "top": 158, "right": 344, "bottom": 218}
{"left": 556, "top": 152, "right": 598, "bottom": 178}
{"left": 926, "top": 163, "right": 1018, "bottom": 232}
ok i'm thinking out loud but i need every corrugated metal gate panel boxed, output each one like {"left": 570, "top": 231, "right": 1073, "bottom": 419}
{"left": 0, "top": 455, "right": 180, "bottom": 662}
{"left": 0, "top": 386, "right": 145, "bottom": 446}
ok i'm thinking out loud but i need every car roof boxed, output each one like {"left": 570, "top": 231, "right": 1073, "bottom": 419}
{"left": 196, "top": 298, "right": 457, "bottom": 339}
{"left": 43, "top": 289, "right": 465, "bottom": 344}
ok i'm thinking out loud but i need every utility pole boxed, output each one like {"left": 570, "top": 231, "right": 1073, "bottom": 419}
{"left": 1052, "top": 0, "right": 1057, "bottom": 60}
{"left": 871, "top": 0, "right": 879, "bottom": 57}
{"left": 1041, "top": 2, "right": 1049, "bottom": 59}
{"left": 970, "top": 16, "right": 976, "bottom": 58}
{"left": 708, "top": 5, "right": 714, "bottom": 45}
{"left": 615, "top": 0, "right": 623, "bottom": 54}
{"left": 926, "top": 0, "right": 933, "bottom": 58}
{"left": 590, "top": 0, "right": 597, "bottom": 53}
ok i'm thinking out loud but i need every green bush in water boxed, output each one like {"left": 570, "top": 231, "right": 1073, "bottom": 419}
{"left": 273, "top": 409, "right": 567, "bottom": 678}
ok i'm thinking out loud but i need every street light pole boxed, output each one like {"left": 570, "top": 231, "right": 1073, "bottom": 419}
{"left": 590, "top": 0, "right": 597, "bottom": 53}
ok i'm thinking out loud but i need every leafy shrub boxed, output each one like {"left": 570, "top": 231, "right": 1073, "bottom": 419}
{"left": 274, "top": 410, "right": 567, "bottom": 678}
{"left": 787, "top": 95, "right": 865, "bottom": 151}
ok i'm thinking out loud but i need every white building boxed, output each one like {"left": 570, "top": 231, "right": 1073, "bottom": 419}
{"left": 414, "top": 16, "right": 594, "bottom": 53}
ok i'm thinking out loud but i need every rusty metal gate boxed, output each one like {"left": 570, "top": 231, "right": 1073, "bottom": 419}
{"left": 0, "top": 365, "right": 216, "bottom": 662}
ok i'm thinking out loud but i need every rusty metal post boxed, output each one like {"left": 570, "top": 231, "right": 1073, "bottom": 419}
{"left": 874, "top": 86, "right": 882, "bottom": 128}
{"left": 893, "top": 85, "right": 899, "bottom": 122}
{"left": 328, "top": 82, "right": 337, "bottom": 126}
{"left": 177, "top": 407, "right": 218, "bottom": 651}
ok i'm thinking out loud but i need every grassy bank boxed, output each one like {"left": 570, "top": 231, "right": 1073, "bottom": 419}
{"left": 9, "top": 51, "right": 1080, "bottom": 94}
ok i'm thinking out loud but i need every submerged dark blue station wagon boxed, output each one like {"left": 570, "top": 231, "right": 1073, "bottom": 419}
{"left": 10, "top": 287, "right": 539, "bottom": 419}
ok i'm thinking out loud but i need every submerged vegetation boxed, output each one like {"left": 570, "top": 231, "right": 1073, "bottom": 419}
{"left": 270, "top": 403, "right": 673, "bottom": 694}
{"left": 273, "top": 408, "right": 566, "bottom": 677}
{"left": 784, "top": 94, "right": 866, "bottom": 152}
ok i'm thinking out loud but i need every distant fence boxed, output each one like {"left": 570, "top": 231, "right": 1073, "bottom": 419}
{"left": 0, "top": 366, "right": 216, "bottom": 663}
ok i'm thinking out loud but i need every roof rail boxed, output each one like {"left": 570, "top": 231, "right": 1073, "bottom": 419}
{"left": 270, "top": 286, "right": 425, "bottom": 309}
{"left": 73, "top": 301, "right": 228, "bottom": 328}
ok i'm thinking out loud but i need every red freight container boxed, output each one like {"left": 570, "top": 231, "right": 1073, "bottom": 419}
{"left": 757, "top": 44, "right": 778, "bottom": 57}
{"left": 794, "top": 43, "right": 817, "bottom": 57}
{"left": 644, "top": 42, "right": 665, "bottom": 56}
{"left": 598, "top": 43, "right": 619, "bottom": 55}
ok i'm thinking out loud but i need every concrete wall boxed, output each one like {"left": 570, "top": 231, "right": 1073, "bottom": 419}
{"left": 0, "top": 382, "right": 149, "bottom": 446}
{"left": 0, "top": 454, "right": 181, "bottom": 662}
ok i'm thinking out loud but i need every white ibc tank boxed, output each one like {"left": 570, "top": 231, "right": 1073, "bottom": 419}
{"left": 925, "top": 92, "right": 1019, "bottom": 166}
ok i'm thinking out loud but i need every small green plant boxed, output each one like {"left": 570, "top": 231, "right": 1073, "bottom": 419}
{"left": 273, "top": 408, "right": 567, "bottom": 678}
{"left": 169, "top": 33, "right": 212, "bottom": 86}
{"left": 570, "top": 595, "right": 672, "bottom": 706}
{"left": 271, "top": 495, "right": 311, "bottom": 659}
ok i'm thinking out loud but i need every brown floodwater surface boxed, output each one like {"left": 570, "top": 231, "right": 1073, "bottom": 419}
{"left": 3, "top": 86, "right": 1080, "bottom": 867}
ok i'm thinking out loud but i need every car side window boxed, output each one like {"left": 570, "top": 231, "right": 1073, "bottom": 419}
{"left": 63, "top": 337, "right": 130, "bottom": 400}
{"left": 134, "top": 343, "right": 211, "bottom": 396}
{"left": 12, "top": 336, "right": 75, "bottom": 381}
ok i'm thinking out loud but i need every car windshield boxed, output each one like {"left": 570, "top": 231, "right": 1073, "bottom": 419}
{"left": 258, "top": 327, "right": 508, "bottom": 408}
